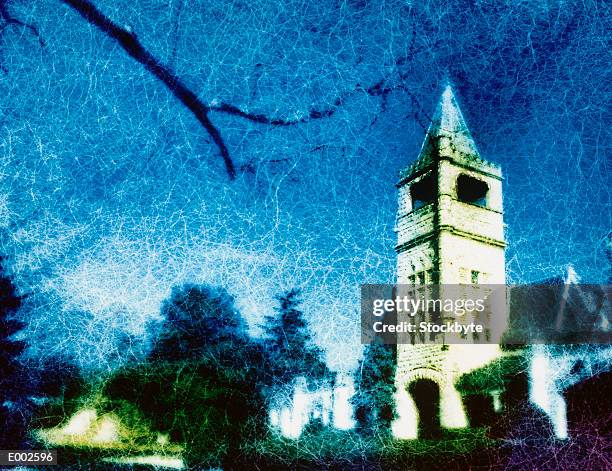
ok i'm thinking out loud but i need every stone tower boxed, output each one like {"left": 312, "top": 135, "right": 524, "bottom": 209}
{"left": 392, "top": 85, "right": 506, "bottom": 439}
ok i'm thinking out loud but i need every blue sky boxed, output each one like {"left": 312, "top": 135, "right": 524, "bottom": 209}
{"left": 1, "top": 0, "right": 609, "bottom": 372}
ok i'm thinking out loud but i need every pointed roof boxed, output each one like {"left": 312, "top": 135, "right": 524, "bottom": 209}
{"left": 420, "top": 85, "right": 480, "bottom": 158}
{"left": 400, "top": 85, "right": 500, "bottom": 181}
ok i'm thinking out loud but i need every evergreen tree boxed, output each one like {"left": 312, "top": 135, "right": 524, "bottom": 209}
{"left": 0, "top": 256, "right": 27, "bottom": 448}
{"left": 149, "top": 283, "right": 250, "bottom": 365}
{"left": 262, "top": 289, "right": 330, "bottom": 386}
{"left": 352, "top": 341, "right": 396, "bottom": 435}
{"left": 107, "top": 283, "right": 266, "bottom": 468}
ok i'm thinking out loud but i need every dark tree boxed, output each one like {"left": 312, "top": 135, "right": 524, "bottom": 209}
{"left": 352, "top": 342, "right": 396, "bottom": 435}
{"left": 149, "top": 284, "right": 250, "bottom": 365}
{"left": 106, "top": 284, "right": 266, "bottom": 468}
{"left": 0, "top": 256, "right": 27, "bottom": 448}
{"left": 25, "top": 354, "right": 86, "bottom": 432}
{"left": 262, "top": 289, "right": 330, "bottom": 387}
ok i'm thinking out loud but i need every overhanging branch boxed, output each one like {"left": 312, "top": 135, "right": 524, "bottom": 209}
{"left": 0, "top": 1, "right": 45, "bottom": 46}
{"left": 61, "top": 0, "right": 237, "bottom": 179}
{"left": 60, "top": 0, "right": 426, "bottom": 179}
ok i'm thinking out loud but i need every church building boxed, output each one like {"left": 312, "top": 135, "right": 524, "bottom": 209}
{"left": 392, "top": 84, "right": 507, "bottom": 439}
{"left": 391, "top": 84, "right": 610, "bottom": 441}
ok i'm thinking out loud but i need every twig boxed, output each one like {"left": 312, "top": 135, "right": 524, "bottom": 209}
{"left": 61, "top": 0, "right": 237, "bottom": 178}
{"left": 0, "top": 1, "right": 45, "bottom": 47}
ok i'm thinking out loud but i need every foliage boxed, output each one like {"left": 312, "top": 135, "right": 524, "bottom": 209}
{"left": 149, "top": 283, "right": 251, "bottom": 365}
{"left": 352, "top": 341, "right": 396, "bottom": 435}
{"left": 0, "top": 255, "right": 28, "bottom": 448}
{"left": 247, "top": 426, "right": 494, "bottom": 469}
{"left": 28, "top": 355, "right": 87, "bottom": 430}
{"left": 105, "top": 283, "right": 266, "bottom": 468}
{"left": 262, "top": 288, "right": 331, "bottom": 387}
{"left": 103, "top": 285, "right": 336, "bottom": 465}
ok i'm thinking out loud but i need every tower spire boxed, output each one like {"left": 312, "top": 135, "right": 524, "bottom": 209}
{"left": 393, "top": 86, "right": 506, "bottom": 439}
{"left": 419, "top": 84, "right": 480, "bottom": 161}
{"left": 401, "top": 85, "right": 497, "bottom": 182}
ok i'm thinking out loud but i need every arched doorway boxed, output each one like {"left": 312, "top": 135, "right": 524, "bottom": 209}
{"left": 408, "top": 378, "right": 441, "bottom": 438}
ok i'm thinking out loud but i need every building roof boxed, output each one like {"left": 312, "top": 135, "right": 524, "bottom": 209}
{"left": 504, "top": 265, "right": 610, "bottom": 344}
{"left": 420, "top": 85, "right": 480, "bottom": 158}
{"left": 400, "top": 85, "right": 500, "bottom": 181}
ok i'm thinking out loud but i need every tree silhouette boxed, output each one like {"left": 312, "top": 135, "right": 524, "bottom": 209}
{"left": 149, "top": 283, "right": 250, "bottom": 365}
{"left": 106, "top": 283, "right": 265, "bottom": 468}
{"left": 352, "top": 341, "right": 396, "bottom": 435}
{"left": 0, "top": 255, "right": 27, "bottom": 448}
{"left": 262, "top": 289, "right": 330, "bottom": 387}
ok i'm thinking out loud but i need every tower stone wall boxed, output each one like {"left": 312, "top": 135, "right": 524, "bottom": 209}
{"left": 392, "top": 85, "right": 506, "bottom": 439}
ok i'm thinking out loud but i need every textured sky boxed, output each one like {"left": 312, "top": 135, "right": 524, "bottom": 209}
{"left": 1, "top": 0, "right": 610, "bottom": 372}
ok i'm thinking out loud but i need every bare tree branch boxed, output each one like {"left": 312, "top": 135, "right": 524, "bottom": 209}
{"left": 60, "top": 0, "right": 429, "bottom": 179}
{"left": 167, "top": 0, "right": 183, "bottom": 68}
{"left": 0, "top": 1, "right": 45, "bottom": 47}
{"left": 61, "top": 0, "right": 237, "bottom": 179}
{"left": 209, "top": 98, "right": 344, "bottom": 126}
